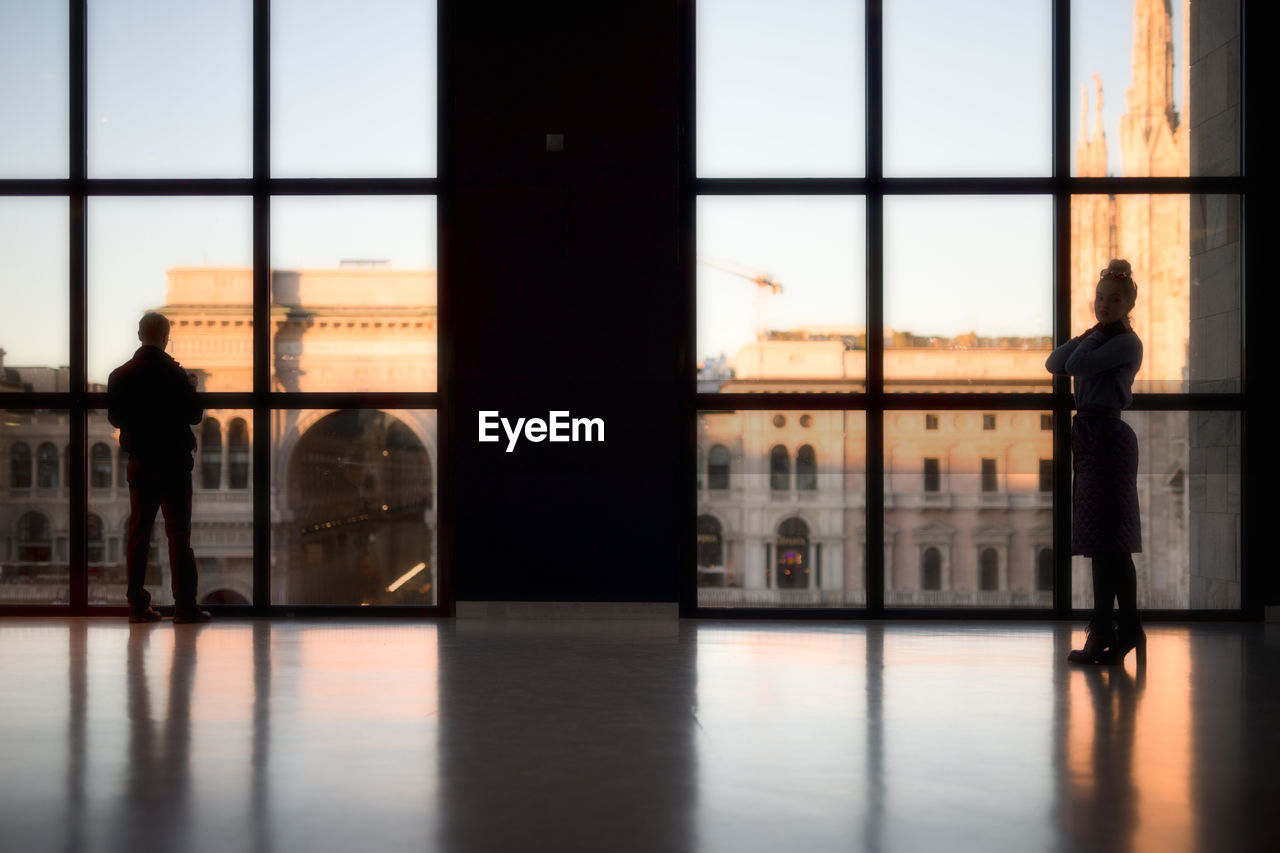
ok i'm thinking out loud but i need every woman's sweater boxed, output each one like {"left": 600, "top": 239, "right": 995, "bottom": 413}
{"left": 1045, "top": 323, "right": 1143, "bottom": 412}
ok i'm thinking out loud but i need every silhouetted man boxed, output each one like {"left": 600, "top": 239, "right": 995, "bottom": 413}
{"left": 107, "top": 312, "right": 210, "bottom": 624}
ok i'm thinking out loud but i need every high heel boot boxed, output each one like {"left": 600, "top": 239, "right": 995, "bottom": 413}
{"left": 1102, "top": 616, "right": 1146, "bottom": 665}
{"left": 1067, "top": 619, "right": 1115, "bottom": 664}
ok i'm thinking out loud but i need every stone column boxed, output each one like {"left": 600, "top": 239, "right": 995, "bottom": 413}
{"left": 219, "top": 418, "right": 230, "bottom": 490}
{"left": 1187, "top": 0, "right": 1241, "bottom": 608}
{"left": 743, "top": 536, "right": 766, "bottom": 590}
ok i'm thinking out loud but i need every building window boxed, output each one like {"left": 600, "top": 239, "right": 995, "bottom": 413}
{"left": 925, "top": 414, "right": 938, "bottom": 430}
{"left": 1037, "top": 548, "right": 1054, "bottom": 591}
{"left": 1039, "top": 459, "right": 1053, "bottom": 493}
{"left": 708, "top": 445, "right": 730, "bottom": 490}
{"left": 87, "top": 514, "right": 104, "bottom": 563}
{"left": 799, "top": 414, "right": 813, "bottom": 428}
{"left": 772, "top": 414, "right": 786, "bottom": 428}
{"left": 201, "top": 418, "right": 222, "bottom": 490}
{"left": 980, "top": 547, "right": 999, "bottom": 591}
{"left": 90, "top": 443, "right": 112, "bottom": 489}
{"left": 228, "top": 418, "right": 249, "bottom": 489}
{"left": 923, "top": 458, "right": 940, "bottom": 492}
{"left": 770, "top": 445, "right": 790, "bottom": 491}
{"left": 36, "top": 443, "right": 58, "bottom": 488}
{"left": 1040, "top": 414, "right": 1053, "bottom": 431}
{"left": 982, "top": 414, "right": 996, "bottom": 431}
{"left": 921, "top": 547, "right": 942, "bottom": 590}
{"left": 696, "top": 515, "right": 724, "bottom": 587}
{"left": 17, "top": 512, "right": 52, "bottom": 562}
{"left": 777, "top": 517, "right": 809, "bottom": 589}
{"left": 116, "top": 447, "right": 127, "bottom": 488}
{"left": 10, "top": 442, "right": 31, "bottom": 488}
{"left": 796, "top": 444, "right": 817, "bottom": 491}
{"left": 981, "top": 458, "right": 997, "bottom": 492}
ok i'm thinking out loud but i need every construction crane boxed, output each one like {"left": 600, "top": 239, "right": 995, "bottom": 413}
{"left": 698, "top": 257, "right": 783, "bottom": 341}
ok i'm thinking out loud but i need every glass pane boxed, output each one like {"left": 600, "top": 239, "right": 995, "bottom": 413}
{"left": 884, "top": 411, "right": 1054, "bottom": 608}
{"left": 885, "top": 197, "right": 1052, "bottom": 392}
{"left": 1071, "top": 410, "right": 1239, "bottom": 610}
{"left": 1, "top": 198, "right": 68, "bottom": 383}
{"left": 698, "top": 197, "right": 865, "bottom": 392}
{"left": 1072, "top": 0, "right": 1239, "bottom": 176}
{"left": 88, "top": 410, "right": 252, "bottom": 607}
{"left": 885, "top": 0, "right": 1050, "bottom": 177}
{"left": 1070, "top": 194, "right": 1239, "bottom": 393}
{"left": 1, "top": 410, "right": 69, "bottom": 605}
{"left": 272, "top": 409, "right": 437, "bottom": 606}
{"left": 272, "top": 0, "right": 436, "bottom": 177}
{"left": 697, "top": 0, "right": 864, "bottom": 177}
{"left": 88, "top": 0, "right": 252, "bottom": 177}
{"left": 271, "top": 197, "right": 437, "bottom": 393}
{"left": 0, "top": 1, "right": 68, "bottom": 177}
{"left": 697, "top": 410, "right": 865, "bottom": 608}
{"left": 88, "top": 197, "right": 253, "bottom": 390}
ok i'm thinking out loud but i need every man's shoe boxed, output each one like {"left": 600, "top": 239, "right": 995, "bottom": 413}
{"left": 128, "top": 607, "right": 163, "bottom": 624}
{"left": 173, "top": 608, "right": 212, "bottom": 624}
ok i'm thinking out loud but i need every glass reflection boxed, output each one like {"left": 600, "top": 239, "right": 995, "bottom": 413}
{"left": 272, "top": 409, "right": 436, "bottom": 606}
{"left": 698, "top": 197, "right": 865, "bottom": 392}
{"left": 697, "top": 410, "right": 865, "bottom": 608}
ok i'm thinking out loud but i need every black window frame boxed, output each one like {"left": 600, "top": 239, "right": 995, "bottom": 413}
{"left": 0, "top": 0, "right": 444, "bottom": 617}
{"left": 685, "top": 0, "right": 1254, "bottom": 620}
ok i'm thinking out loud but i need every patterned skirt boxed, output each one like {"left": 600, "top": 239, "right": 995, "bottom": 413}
{"left": 1071, "top": 415, "right": 1142, "bottom": 556}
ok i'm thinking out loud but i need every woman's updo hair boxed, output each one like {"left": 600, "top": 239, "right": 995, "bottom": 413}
{"left": 1099, "top": 258, "right": 1138, "bottom": 322}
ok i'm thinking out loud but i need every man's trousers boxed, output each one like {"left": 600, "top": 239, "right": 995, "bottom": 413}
{"left": 125, "top": 454, "right": 199, "bottom": 611}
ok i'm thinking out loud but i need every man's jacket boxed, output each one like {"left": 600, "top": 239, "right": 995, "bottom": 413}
{"left": 107, "top": 346, "right": 203, "bottom": 460}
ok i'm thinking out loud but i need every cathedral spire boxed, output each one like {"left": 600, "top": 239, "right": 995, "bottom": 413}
{"left": 1125, "top": 0, "right": 1179, "bottom": 137}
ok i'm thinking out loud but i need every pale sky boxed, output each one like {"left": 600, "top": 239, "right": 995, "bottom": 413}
{"left": 0, "top": 0, "right": 1178, "bottom": 375}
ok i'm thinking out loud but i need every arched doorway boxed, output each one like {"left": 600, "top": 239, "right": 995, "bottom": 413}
{"left": 286, "top": 410, "right": 434, "bottom": 605}
{"left": 202, "top": 589, "right": 250, "bottom": 606}
{"left": 776, "top": 517, "right": 809, "bottom": 589}
{"left": 696, "top": 515, "right": 724, "bottom": 587}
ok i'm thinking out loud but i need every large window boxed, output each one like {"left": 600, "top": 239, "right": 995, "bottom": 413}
{"left": 1, "top": 1, "right": 438, "bottom": 612}
{"left": 694, "top": 0, "right": 1244, "bottom": 612}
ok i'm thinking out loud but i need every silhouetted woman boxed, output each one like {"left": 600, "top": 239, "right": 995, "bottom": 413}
{"left": 1046, "top": 259, "right": 1145, "bottom": 665}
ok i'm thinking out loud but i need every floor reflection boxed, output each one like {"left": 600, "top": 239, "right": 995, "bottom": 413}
{"left": 0, "top": 619, "right": 1275, "bottom": 853}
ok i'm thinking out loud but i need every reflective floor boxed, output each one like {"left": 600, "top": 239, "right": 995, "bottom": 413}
{"left": 0, "top": 618, "right": 1276, "bottom": 853}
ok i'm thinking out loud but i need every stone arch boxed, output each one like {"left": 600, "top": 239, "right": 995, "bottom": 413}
{"left": 281, "top": 409, "right": 435, "bottom": 605}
